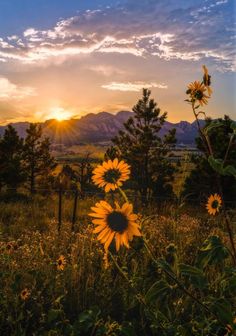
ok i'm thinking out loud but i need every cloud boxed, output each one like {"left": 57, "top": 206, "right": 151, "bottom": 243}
{"left": 101, "top": 81, "right": 168, "bottom": 92}
{"left": 0, "top": 0, "right": 234, "bottom": 71}
{"left": 0, "top": 77, "right": 36, "bottom": 100}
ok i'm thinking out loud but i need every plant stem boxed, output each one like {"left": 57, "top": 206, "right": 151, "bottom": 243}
{"left": 108, "top": 251, "right": 165, "bottom": 329}
{"left": 117, "top": 186, "right": 129, "bottom": 203}
{"left": 143, "top": 237, "right": 223, "bottom": 324}
{"left": 223, "top": 134, "right": 234, "bottom": 166}
{"left": 191, "top": 101, "right": 236, "bottom": 266}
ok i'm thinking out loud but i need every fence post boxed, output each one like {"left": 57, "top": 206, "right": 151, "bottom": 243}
{"left": 71, "top": 189, "right": 78, "bottom": 232}
{"left": 58, "top": 186, "right": 62, "bottom": 233}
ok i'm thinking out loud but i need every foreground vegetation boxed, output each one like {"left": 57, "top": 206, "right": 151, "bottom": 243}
{"left": 0, "top": 193, "right": 235, "bottom": 335}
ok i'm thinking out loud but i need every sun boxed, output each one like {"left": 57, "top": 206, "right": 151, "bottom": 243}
{"left": 47, "top": 107, "right": 73, "bottom": 122}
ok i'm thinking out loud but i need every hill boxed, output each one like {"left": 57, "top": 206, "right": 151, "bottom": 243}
{"left": 0, "top": 111, "right": 204, "bottom": 145}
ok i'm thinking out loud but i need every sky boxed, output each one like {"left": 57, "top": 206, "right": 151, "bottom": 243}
{"left": 0, "top": 0, "right": 235, "bottom": 124}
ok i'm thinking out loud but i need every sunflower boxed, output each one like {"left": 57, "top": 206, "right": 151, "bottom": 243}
{"left": 92, "top": 158, "right": 130, "bottom": 192}
{"left": 56, "top": 255, "right": 66, "bottom": 271}
{"left": 20, "top": 288, "right": 30, "bottom": 301}
{"left": 202, "top": 65, "right": 212, "bottom": 96}
{"left": 89, "top": 200, "right": 141, "bottom": 251}
{"left": 206, "top": 194, "right": 222, "bottom": 215}
{"left": 187, "top": 81, "right": 209, "bottom": 106}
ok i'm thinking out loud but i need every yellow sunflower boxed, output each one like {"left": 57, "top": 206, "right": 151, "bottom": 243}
{"left": 89, "top": 200, "right": 141, "bottom": 251}
{"left": 56, "top": 255, "right": 66, "bottom": 271}
{"left": 187, "top": 80, "right": 209, "bottom": 106}
{"left": 202, "top": 65, "right": 212, "bottom": 96}
{"left": 206, "top": 194, "right": 222, "bottom": 215}
{"left": 20, "top": 288, "right": 30, "bottom": 301}
{"left": 92, "top": 158, "right": 130, "bottom": 192}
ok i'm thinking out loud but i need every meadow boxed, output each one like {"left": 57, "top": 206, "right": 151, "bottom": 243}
{"left": 0, "top": 189, "right": 235, "bottom": 336}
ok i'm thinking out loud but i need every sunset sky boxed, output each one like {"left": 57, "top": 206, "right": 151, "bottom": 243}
{"left": 0, "top": 0, "right": 235, "bottom": 124}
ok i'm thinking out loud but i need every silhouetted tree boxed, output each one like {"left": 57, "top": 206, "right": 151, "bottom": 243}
{"left": 111, "top": 89, "right": 176, "bottom": 203}
{"left": 182, "top": 115, "right": 236, "bottom": 206}
{"left": 23, "top": 124, "right": 55, "bottom": 193}
{"left": 0, "top": 125, "right": 25, "bottom": 192}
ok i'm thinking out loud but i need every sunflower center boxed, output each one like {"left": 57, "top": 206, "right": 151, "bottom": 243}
{"left": 194, "top": 90, "right": 204, "bottom": 100}
{"left": 103, "top": 169, "right": 121, "bottom": 183}
{"left": 107, "top": 211, "right": 128, "bottom": 233}
{"left": 211, "top": 200, "right": 219, "bottom": 209}
{"left": 58, "top": 260, "right": 62, "bottom": 265}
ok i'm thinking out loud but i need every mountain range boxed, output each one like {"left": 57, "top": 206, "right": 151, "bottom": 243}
{"left": 0, "top": 111, "right": 204, "bottom": 145}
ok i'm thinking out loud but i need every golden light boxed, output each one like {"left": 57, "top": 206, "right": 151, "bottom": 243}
{"left": 47, "top": 107, "right": 73, "bottom": 122}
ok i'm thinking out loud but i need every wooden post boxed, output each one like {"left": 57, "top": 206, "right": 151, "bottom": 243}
{"left": 71, "top": 189, "right": 78, "bottom": 232}
{"left": 58, "top": 186, "right": 62, "bottom": 233}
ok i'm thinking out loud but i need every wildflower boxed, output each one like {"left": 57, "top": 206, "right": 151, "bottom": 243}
{"left": 202, "top": 65, "right": 212, "bottom": 96}
{"left": 187, "top": 81, "right": 209, "bottom": 106}
{"left": 89, "top": 200, "right": 141, "bottom": 251}
{"left": 56, "top": 255, "right": 66, "bottom": 271}
{"left": 92, "top": 158, "right": 130, "bottom": 192}
{"left": 206, "top": 194, "right": 222, "bottom": 215}
{"left": 20, "top": 288, "right": 30, "bottom": 301}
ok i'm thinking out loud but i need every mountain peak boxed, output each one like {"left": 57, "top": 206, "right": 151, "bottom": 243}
{"left": 0, "top": 111, "right": 204, "bottom": 145}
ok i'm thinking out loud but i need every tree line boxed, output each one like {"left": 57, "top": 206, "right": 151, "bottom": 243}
{"left": 0, "top": 124, "right": 93, "bottom": 195}
{"left": 0, "top": 89, "right": 234, "bottom": 205}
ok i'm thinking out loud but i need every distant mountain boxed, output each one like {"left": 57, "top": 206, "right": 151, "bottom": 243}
{"left": 0, "top": 111, "right": 205, "bottom": 145}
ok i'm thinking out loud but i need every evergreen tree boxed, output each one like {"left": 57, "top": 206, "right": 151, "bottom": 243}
{"left": 0, "top": 125, "right": 25, "bottom": 191}
{"left": 23, "top": 124, "right": 55, "bottom": 193}
{"left": 111, "top": 89, "right": 176, "bottom": 203}
{"left": 182, "top": 115, "right": 236, "bottom": 206}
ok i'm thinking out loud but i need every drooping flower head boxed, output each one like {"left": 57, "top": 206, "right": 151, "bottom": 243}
{"left": 89, "top": 200, "right": 141, "bottom": 251}
{"left": 187, "top": 81, "right": 209, "bottom": 106}
{"left": 56, "top": 255, "right": 66, "bottom": 271}
{"left": 92, "top": 158, "right": 130, "bottom": 192}
{"left": 202, "top": 65, "right": 212, "bottom": 96}
{"left": 20, "top": 288, "right": 30, "bottom": 301}
{"left": 206, "top": 194, "right": 222, "bottom": 215}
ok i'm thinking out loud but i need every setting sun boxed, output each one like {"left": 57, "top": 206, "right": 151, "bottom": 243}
{"left": 47, "top": 107, "right": 73, "bottom": 121}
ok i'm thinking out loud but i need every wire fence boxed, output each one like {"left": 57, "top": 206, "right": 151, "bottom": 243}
{"left": 0, "top": 187, "right": 235, "bottom": 235}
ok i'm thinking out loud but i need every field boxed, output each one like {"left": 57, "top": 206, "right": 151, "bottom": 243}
{"left": 0, "top": 189, "right": 235, "bottom": 335}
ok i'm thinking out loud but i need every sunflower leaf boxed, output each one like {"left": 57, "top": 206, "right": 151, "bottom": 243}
{"left": 196, "top": 236, "right": 229, "bottom": 269}
{"left": 208, "top": 156, "right": 224, "bottom": 175}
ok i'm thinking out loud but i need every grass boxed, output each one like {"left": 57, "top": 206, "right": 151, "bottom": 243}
{"left": 0, "top": 192, "right": 235, "bottom": 335}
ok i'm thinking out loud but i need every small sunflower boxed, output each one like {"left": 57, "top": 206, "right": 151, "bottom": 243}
{"left": 202, "top": 65, "right": 212, "bottom": 96}
{"left": 92, "top": 158, "right": 130, "bottom": 192}
{"left": 89, "top": 200, "right": 141, "bottom": 251}
{"left": 206, "top": 194, "right": 222, "bottom": 215}
{"left": 20, "top": 288, "right": 30, "bottom": 301}
{"left": 56, "top": 255, "right": 66, "bottom": 271}
{"left": 187, "top": 81, "right": 209, "bottom": 106}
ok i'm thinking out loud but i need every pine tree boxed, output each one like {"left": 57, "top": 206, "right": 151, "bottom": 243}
{"left": 23, "top": 124, "right": 55, "bottom": 193}
{"left": 0, "top": 125, "right": 25, "bottom": 191}
{"left": 111, "top": 89, "right": 176, "bottom": 203}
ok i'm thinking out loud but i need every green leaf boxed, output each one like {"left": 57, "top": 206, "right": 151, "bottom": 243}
{"left": 223, "top": 165, "right": 236, "bottom": 178}
{"left": 47, "top": 309, "right": 62, "bottom": 323}
{"left": 179, "top": 264, "right": 207, "bottom": 289}
{"left": 230, "top": 121, "right": 236, "bottom": 134}
{"left": 145, "top": 279, "right": 171, "bottom": 303}
{"left": 210, "top": 298, "right": 233, "bottom": 325}
{"left": 197, "top": 236, "right": 229, "bottom": 269}
{"left": 208, "top": 156, "right": 224, "bottom": 175}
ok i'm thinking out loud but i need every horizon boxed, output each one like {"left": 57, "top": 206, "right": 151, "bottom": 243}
{"left": 0, "top": 109, "right": 215, "bottom": 127}
{"left": 0, "top": 0, "right": 235, "bottom": 124}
